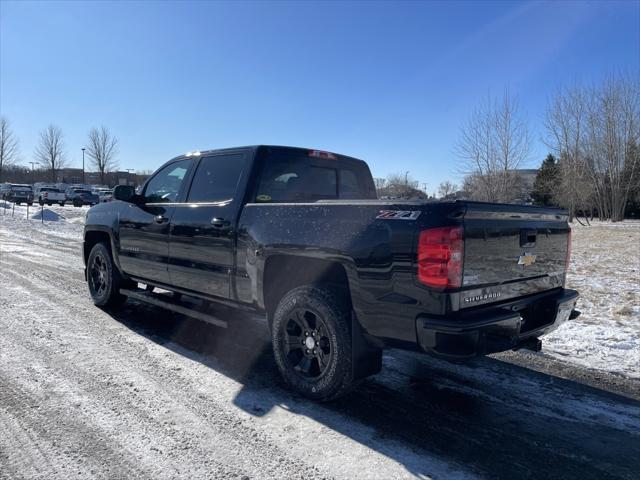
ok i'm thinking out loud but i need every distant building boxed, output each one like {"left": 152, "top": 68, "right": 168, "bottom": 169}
{"left": 55, "top": 168, "right": 148, "bottom": 187}
{"left": 510, "top": 169, "right": 538, "bottom": 193}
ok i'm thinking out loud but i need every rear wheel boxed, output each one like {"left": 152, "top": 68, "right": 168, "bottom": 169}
{"left": 73, "top": 199, "right": 81, "bottom": 207}
{"left": 272, "top": 285, "right": 355, "bottom": 401}
{"left": 87, "top": 242, "right": 128, "bottom": 308}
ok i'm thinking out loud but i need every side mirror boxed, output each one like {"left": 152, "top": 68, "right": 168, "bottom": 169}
{"left": 113, "top": 185, "right": 136, "bottom": 202}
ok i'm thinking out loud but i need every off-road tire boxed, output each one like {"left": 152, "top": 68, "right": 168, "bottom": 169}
{"left": 272, "top": 285, "right": 355, "bottom": 401}
{"left": 87, "top": 242, "right": 128, "bottom": 308}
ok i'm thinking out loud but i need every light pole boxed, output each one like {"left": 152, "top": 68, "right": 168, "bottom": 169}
{"left": 126, "top": 169, "right": 135, "bottom": 186}
{"left": 29, "top": 162, "right": 36, "bottom": 184}
{"left": 81, "top": 148, "right": 86, "bottom": 184}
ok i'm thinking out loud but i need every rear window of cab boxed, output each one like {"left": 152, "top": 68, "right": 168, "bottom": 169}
{"left": 254, "top": 148, "right": 376, "bottom": 203}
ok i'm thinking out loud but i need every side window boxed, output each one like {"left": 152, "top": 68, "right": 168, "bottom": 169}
{"left": 144, "top": 159, "right": 191, "bottom": 203}
{"left": 187, "top": 154, "right": 246, "bottom": 203}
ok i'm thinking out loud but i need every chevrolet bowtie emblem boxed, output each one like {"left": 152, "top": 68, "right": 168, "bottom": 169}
{"left": 518, "top": 253, "right": 537, "bottom": 266}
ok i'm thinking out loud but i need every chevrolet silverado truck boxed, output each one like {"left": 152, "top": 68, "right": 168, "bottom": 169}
{"left": 83, "top": 145, "right": 579, "bottom": 400}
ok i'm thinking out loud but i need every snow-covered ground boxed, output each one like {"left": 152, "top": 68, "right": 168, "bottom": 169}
{"left": 544, "top": 221, "right": 640, "bottom": 378}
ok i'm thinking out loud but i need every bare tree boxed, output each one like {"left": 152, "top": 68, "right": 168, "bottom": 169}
{"left": 34, "top": 125, "right": 67, "bottom": 182}
{"left": 437, "top": 180, "right": 458, "bottom": 199}
{"left": 0, "top": 117, "right": 20, "bottom": 183}
{"left": 588, "top": 75, "right": 640, "bottom": 221}
{"left": 377, "top": 172, "right": 427, "bottom": 199}
{"left": 545, "top": 74, "right": 640, "bottom": 221}
{"left": 456, "top": 90, "right": 531, "bottom": 202}
{"left": 544, "top": 85, "right": 589, "bottom": 220}
{"left": 86, "top": 126, "right": 119, "bottom": 184}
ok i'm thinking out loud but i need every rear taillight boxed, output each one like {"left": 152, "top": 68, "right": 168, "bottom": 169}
{"left": 565, "top": 228, "right": 572, "bottom": 272}
{"left": 417, "top": 226, "right": 464, "bottom": 289}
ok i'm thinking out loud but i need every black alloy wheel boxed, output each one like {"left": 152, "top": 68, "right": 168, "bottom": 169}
{"left": 89, "top": 251, "right": 109, "bottom": 299}
{"left": 283, "top": 308, "right": 333, "bottom": 380}
{"left": 87, "top": 242, "right": 128, "bottom": 308}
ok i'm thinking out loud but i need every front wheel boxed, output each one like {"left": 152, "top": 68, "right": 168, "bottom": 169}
{"left": 87, "top": 242, "right": 128, "bottom": 308}
{"left": 271, "top": 285, "right": 355, "bottom": 401}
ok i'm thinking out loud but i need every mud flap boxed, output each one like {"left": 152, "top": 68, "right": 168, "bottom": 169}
{"left": 351, "top": 312, "right": 382, "bottom": 381}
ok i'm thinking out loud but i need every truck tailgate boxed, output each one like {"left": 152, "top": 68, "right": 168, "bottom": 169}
{"left": 460, "top": 202, "right": 570, "bottom": 308}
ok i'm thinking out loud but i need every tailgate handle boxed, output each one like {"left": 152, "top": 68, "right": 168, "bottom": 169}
{"left": 520, "top": 229, "right": 537, "bottom": 247}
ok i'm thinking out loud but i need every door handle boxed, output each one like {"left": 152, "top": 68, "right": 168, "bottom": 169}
{"left": 211, "top": 218, "right": 230, "bottom": 228}
{"left": 154, "top": 215, "right": 168, "bottom": 224}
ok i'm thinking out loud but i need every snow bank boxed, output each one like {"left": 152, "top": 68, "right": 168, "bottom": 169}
{"left": 30, "top": 208, "right": 64, "bottom": 222}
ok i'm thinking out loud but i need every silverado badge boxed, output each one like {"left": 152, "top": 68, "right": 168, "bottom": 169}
{"left": 518, "top": 253, "right": 537, "bottom": 266}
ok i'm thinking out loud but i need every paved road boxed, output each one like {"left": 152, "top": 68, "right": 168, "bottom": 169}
{"left": 1, "top": 214, "right": 639, "bottom": 479}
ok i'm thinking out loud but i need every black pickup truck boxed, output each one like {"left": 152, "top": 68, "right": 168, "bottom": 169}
{"left": 83, "top": 145, "right": 579, "bottom": 400}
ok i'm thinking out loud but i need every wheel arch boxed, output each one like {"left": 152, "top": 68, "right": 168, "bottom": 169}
{"left": 83, "top": 228, "right": 124, "bottom": 275}
{"left": 262, "top": 254, "right": 353, "bottom": 326}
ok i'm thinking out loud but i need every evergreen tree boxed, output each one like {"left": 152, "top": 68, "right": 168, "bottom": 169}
{"left": 531, "top": 154, "right": 560, "bottom": 206}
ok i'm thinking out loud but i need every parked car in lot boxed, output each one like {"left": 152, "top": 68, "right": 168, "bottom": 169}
{"left": 65, "top": 187, "right": 99, "bottom": 207}
{"left": 0, "top": 183, "right": 34, "bottom": 205}
{"left": 94, "top": 188, "right": 113, "bottom": 203}
{"left": 34, "top": 186, "right": 66, "bottom": 206}
{"left": 83, "top": 145, "right": 579, "bottom": 401}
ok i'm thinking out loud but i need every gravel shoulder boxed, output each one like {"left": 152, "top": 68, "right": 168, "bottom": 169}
{"left": 1, "top": 209, "right": 639, "bottom": 479}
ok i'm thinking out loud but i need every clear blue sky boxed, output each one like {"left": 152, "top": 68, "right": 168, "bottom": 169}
{"left": 1, "top": 0, "right": 638, "bottom": 192}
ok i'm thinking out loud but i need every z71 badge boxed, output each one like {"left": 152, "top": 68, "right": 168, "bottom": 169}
{"left": 376, "top": 210, "right": 421, "bottom": 220}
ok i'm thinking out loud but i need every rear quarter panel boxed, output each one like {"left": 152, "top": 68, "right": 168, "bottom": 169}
{"left": 236, "top": 202, "right": 448, "bottom": 342}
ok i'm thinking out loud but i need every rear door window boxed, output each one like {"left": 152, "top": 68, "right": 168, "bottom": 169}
{"left": 186, "top": 153, "right": 247, "bottom": 203}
